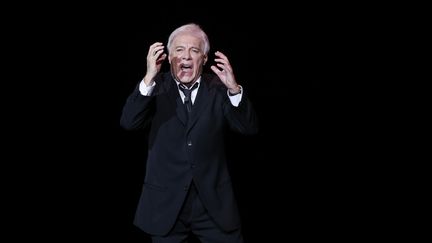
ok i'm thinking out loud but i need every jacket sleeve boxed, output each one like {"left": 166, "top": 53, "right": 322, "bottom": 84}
{"left": 120, "top": 83, "right": 156, "bottom": 131}
{"left": 223, "top": 88, "right": 259, "bottom": 135}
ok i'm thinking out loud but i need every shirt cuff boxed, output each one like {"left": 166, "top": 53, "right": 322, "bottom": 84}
{"left": 139, "top": 80, "right": 156, "bottom": 96}
{"left": 227, "top": 85, "right": 243, "bottom": 107}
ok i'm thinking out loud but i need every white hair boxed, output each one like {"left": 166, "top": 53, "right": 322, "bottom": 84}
{"left": 167, "top": 23, "right": 210, "bottom": 55}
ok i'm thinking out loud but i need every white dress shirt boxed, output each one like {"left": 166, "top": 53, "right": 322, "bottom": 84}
{"left": 139, "top": 76, "right": 243, "bottom": 107}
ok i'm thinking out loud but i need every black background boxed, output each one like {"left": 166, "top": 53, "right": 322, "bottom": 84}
{"left": 5, "top": 3, "right": 383, "bottom": 242}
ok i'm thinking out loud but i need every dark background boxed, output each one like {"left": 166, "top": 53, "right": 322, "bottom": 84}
{"left": 6, "top": 3, "right": 384, "bottom": 242}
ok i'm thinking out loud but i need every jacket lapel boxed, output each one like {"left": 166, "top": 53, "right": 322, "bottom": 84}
{"left": 164, "top": 76, "right": 188, "bottom": 126}
{"left": 176, "top": 95, "right": 188, "bottom": 126}
{"left": 187, "top": 77, "right": 211, "bottom": 132}
{"left": 164, "top": 74, "right": 212, "bottom": 129}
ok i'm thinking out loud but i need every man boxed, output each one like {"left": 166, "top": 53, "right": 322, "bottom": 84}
{"left": 120, "top": 23, "right": 258, "bottom": 242}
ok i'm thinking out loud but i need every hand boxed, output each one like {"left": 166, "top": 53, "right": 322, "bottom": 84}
{"left": 144, "top": 42, "right": 167, "bottom": 85}
{"left": 210, "top": 51, "right": 240, "bottom": 94}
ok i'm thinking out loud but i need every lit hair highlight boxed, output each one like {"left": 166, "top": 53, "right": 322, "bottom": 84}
{"left": 167, "top": 23, "right": 210, "bottom": 55}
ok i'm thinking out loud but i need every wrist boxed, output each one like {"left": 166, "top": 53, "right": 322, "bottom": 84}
{"left": 143, "top": 75, "right": 155, "bottom": 86}
{"left": 228, "top": 85, "right": 241, "bottom": 95}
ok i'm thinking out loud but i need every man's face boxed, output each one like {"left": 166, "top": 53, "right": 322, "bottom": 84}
{"left": 169, "top": 34, "right": 207, "bottom": 85}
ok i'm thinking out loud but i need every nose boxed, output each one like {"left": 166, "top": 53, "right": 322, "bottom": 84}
{"left": 181, "top": 50, "right": 191, "bottom": 60}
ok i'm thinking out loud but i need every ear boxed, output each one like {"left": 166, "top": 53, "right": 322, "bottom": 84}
{"left": 203, "top": 55, "right": 208, "bottom": 65}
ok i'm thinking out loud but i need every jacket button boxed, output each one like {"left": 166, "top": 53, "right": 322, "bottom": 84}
{"left": 183, "top": 186, "right": 188, "bottom": 191}
{"left": 187, "top": 141, "right": 192, "bottom": 146}
{"left": 191, "top": 164, "right": 196, "bottom": 168}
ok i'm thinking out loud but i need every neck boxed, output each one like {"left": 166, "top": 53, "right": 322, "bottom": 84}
{"left": 171, "top": 70, "right": 202, "bottom": 88}
{"left": 172, "top": 74, "right": 201, "bottom": 89}
{"left": 182, "top": 81, "right": 196, "bottom": 88}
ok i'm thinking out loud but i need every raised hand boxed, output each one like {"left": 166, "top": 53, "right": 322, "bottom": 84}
{"left": 210, "top": 51, "right": 241, "bottom": 94}
{"left": 144, "top": 42, "right": 167, "bottom": 85}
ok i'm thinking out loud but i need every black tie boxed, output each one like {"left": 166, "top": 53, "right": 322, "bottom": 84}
{"left": 179, "top": 82, "right": 199, "bottom": 113}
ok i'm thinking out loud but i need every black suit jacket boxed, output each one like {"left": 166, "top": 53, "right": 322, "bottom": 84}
{"left": 120, "top": 72, "right": 258, "bottom": 235}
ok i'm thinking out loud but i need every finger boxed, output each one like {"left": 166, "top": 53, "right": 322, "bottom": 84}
{"left": 211, "top": 65, "right": 223, "bottom": 75}
{"left": 153, "top": 46, "right": 165, "bottom": 56}
{"left": 215, "top": 60, "right": 232, "bottom": 72}
{"left": 156, "top": 54, "right": 167, "bottom": 64}
{"left": 216, "top": 63, "right": 232, "bottom": 74}
{"left": 148, "top": 42, "right": 164, "bottom": 57}
{"left": 156, "top": 54, "right": 167, "bottom": 62}
{"left": 153, "top": 49, "right": 165, "bottom": 58}
{"left": 214, "top": 58, "right": 229, "bottom": 65}
{"left": 215, "top": 51, "right": 228, "bottom": 60}
{"left": 150, "top": 42, "right": 163, "bottom": 48}
{"left": 216, "top": 63, "right": 225, "bottom": 70}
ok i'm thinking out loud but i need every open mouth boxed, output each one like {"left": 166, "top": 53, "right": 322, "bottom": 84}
{"left": 180, "top": 63, "right": 193, "bottom": 72}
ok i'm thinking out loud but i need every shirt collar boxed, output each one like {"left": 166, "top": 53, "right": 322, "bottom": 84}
{"left": 175, "top": 76, "right": 202, "bottom": 90}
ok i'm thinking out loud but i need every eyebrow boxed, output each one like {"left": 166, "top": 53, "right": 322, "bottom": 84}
{"left": 174, "top": 46, "right": 202, "bottom": 52}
